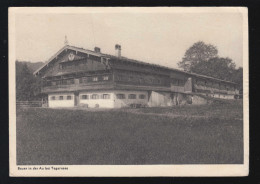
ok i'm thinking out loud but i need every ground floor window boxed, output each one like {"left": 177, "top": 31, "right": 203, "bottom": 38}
{"left": 67, "top": 95, "right": 72, "bottom": 100}
{"left": 50, "top": 96, "right": 55, "bottom": 100}
{"left": 102, "top": 94, "right": 110, "bottom": 99}
{"left": 128, "top": 94, "right": 136, "bottom": 99}
{"left": 139, "top": 94, "right": 146, "bottom": 99}
{"left": 59, "top": 96, "right": 63, "bottom": 100}
{"left": 91, "top": 94, "right": 99, "bottom": 99}
{"left": 81, "top": 95, "right": 89, "bottom": 100}
{"left": 116, "top": 94, "right": 125, "bottom": 99}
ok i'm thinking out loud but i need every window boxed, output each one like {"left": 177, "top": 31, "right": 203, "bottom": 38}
{"left": 92, "top": 77, "right": 98, "bottom": 82}
{"left": 120, "top": 75, "right": 129, "bottom": 81}
{"left": 156, "top": 79, "right": 161, "bottom": 84}
{"left": 79, "top": 61, "right": 86, "bottom": 67}
{"left": 117, "top": 75, "right": 123, "bottom": 81}
{"left": 79, "top": 78, "right": 83, "bottom": 83}
{"left": 172, "top": 78, "right": 178, "bottom": 85}
{"left": 56, "top": 80, "right": 61, "bottom": 85}
{"left": 116, "top": 94, "right": 125, "bottom": 99}
{"left": 139, "top": 78, "right": 144, "bottom": 83}
{"left": 70, "top": 79, "right": 75, "bottom": 84}
{"left": 46, "top": 81, "right": 51, "bottom": 86}
{"left": 59, "top": 96, "right": 63, "bottom": 100}
{"left": 64, "top": 79, "right": 74, "bottom": 85}
{"left": 67, "top": 96, "right": 72, "bottom": 100}
{"left": 139, "top": 94, "right": 146, "bottom": 99}
{"left": 178, "top": 80, "right": 184, "bottom": 86}
{"left": 81, "top": 95, "right": 88, "bottom": 100}
{"left": 51, "top": 96, "right": 55, "bottom": 100}
{"left": 102, "top": 94, "right": 110, "bottom": 99}
{"left": 80, "top": 77, "right": 88, "bottom": 83}
{"left": 129, "top": 76, "right": 134, "bottom": 81}
{"left": 148, "top": 78, "right": 153, "bottom": 84}
{"left": 91, "top": 94, "right": 99, "bottom": 99}
{"left": 128, "top": 94, "right": 136, "bottom": 99}
{"left": 61, "top": 80, "right": 66, "bottom": 85}
{"left": 226, "top": 86, "right": 229, "bottom": 91}
{"left": 103, "top": 76, "right": 109, "bottom": 81}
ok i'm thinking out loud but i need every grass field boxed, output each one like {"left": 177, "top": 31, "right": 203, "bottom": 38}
{"left": 16, "top": 99, "right": 243, "bottom": 165}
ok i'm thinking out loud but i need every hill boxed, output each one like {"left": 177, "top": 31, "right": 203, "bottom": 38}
{"left": 17, "top": 61, "right": 44, "bottom": 73}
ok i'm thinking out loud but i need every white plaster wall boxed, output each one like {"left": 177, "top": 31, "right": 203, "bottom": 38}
{"left": 226, "top": 95, "right": 235, "bottom": 99}
{"left": 215, "top": 94, "right": 221, "bottom": 98}
{"left": 196, "top": 93, "right": 235, "bottom": 100}
{"left": 79, "top": 90, "right": 148, "bottom": 108}
{"left": 208, "top": 93, "right": 214, "bottom": 98}
{"left": 79, "top": 91, "right": 115, "bottom": 108}
{"left": 48, "top": 93, "right": 75, "bottom": 108}
{"left": 114, "top": 90, "right": 148, "bottom": 108}
{"left": 213, "top": 93, "right": 234, "bottom": 99}
{"left": 192, "top": 95, "right": 208, "bottom": 105}
{"left": 148, "top": 91, "right": 172, "bottom": 107}
{"left": 221, "top": 94, "right": 234, "bottom": 99}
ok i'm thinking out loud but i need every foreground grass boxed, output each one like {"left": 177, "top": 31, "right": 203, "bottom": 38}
{"left": 16, "top": 100, "right": 243, "bottom": 165}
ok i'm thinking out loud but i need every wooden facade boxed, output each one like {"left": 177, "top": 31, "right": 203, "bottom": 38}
{"left": 34, "top": 45, "right": 239, "bottom": 108}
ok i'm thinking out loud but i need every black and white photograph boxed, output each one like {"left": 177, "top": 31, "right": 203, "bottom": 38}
{"left": 9, "top": 7, "right": 249, "bottom": 176}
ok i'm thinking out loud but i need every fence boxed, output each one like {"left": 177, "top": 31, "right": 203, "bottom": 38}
{"left": 16, "top": 101, "right": 43, "bottom": 108}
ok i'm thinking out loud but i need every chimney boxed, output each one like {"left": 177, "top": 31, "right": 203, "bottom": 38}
{"left": 94, "top": 47, "right": 101, "bottom": 53}
{"left": 115, "top": 44, "right": 121, "bottom": 57}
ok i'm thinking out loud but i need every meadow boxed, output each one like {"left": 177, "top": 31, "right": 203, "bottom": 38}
{"left": 16, "top": 99, "right": 243, "bottom": 165}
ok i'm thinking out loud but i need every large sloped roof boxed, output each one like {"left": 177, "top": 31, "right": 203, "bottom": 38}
{"left": 34, "top": 45, "right": 237, "bottom": 85}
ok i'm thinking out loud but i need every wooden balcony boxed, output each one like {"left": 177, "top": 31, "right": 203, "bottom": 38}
{"left": 41, "top": 82, "right": 114, "bottom": 93}
{"left": 114, "top": 83, "right": 171, "bottom": 92}
{"left": 170, "top": 85, "right": 185, "bottom": 93}
{"left": 193, "top": 84, "right": 237, "bottom": 95}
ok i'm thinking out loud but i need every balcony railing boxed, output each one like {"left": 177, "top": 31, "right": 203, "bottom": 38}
{"left": 42, "top": 82, "right": 114, "bottom": 93}
{"left": 171, "top": 85, "right": 185, "bottom": 93}
{"left": 194, "top": 84, "right": 237, "bottom": 95}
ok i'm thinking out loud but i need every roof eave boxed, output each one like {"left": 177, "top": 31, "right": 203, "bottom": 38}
{"left": 33, "top": 45, "right": 108, "bottom": 76}
{"left": 33, "top": 45, "right": 69, "bottom": 75}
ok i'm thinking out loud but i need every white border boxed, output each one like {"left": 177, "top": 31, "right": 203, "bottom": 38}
{"left": 9, "top": 7, "right": 249, "bottom": 177}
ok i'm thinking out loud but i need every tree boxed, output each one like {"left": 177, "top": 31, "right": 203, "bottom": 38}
{"left": 189, "top": 56, "right": 243, "bottom": 94}
{"left": 16, "top": 61, "right": 41, "bottom": 101}
{"left": 178, "top": 41, "right": 243, "bottom": 95}
{"left": 190, "top": 57, "right": 236, "bottom": 81}
{"left": 178, "top": 41, "right": 218, "bottom": 71}
{"left": 230, "top": 67, "right": 243, "bottom": 93}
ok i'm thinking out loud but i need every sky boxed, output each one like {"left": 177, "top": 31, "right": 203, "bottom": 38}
{"left": 15, "top": 9, "right": 244, "bottom": 69}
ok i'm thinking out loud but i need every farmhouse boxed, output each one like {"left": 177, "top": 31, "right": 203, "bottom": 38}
{"left": 34, "top": 43, "right": 239, "bottom": 108}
